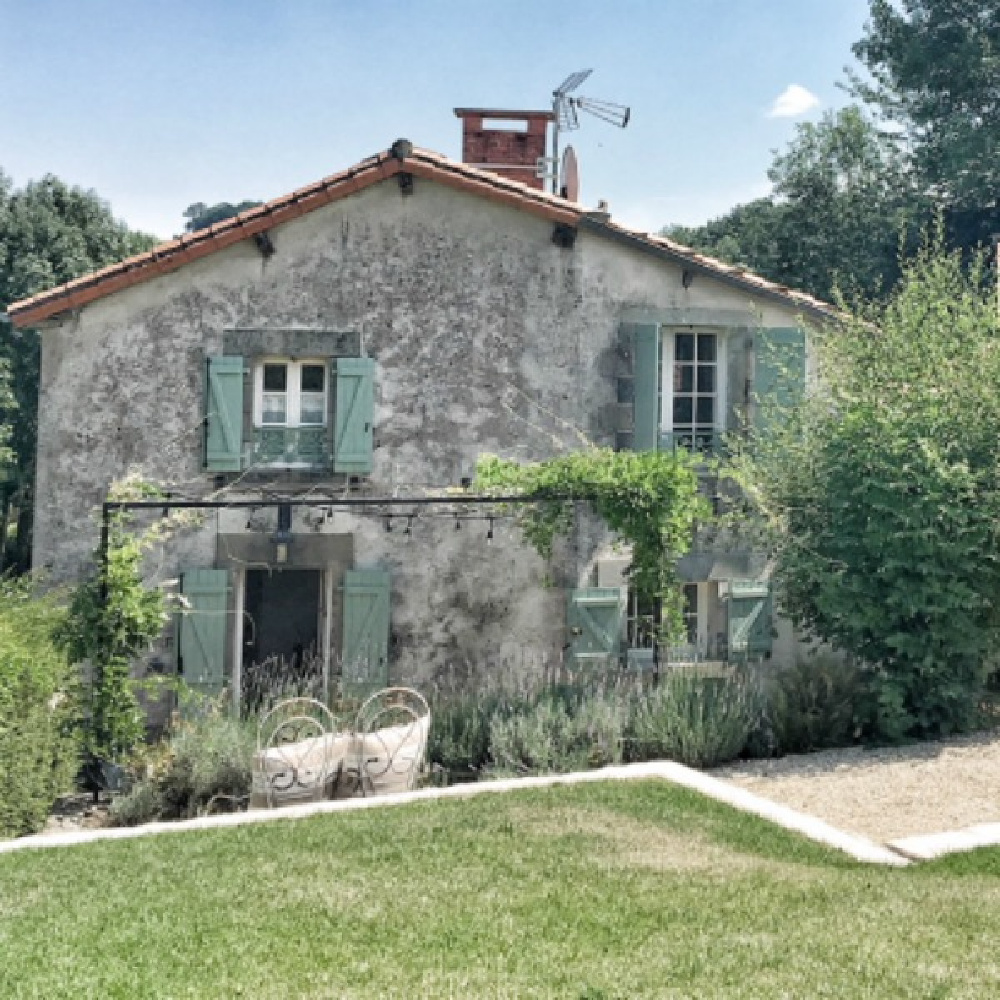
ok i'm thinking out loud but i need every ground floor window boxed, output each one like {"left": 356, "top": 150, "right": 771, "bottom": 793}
{"left": 626, "top": 581, "right": 723, "bottom": 663}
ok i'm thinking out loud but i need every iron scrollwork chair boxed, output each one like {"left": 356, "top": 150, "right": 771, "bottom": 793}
{"left": 252, "top": 698, "right": 345, "bottom": 808}
{"left": 346, "top": 687, "right": 431, "bottom": 797}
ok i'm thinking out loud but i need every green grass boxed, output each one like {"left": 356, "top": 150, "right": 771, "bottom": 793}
{"left": 1, "top": 780, "right": 997, "bottom": 998}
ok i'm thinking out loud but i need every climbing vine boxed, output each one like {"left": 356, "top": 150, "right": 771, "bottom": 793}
{"left": 476, "top": 449, "right": 710, "bottom": 640}
{"left": 53, "top": 474, "right": 195, "bottom": 762}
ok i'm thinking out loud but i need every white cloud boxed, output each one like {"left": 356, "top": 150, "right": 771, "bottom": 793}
{"left": 766, "top": 84, "right": 821, "bottom": 119}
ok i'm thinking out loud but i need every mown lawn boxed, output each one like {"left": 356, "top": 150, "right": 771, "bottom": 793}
{"left": 0, "top": 780, "right": 997, "bottom": 999}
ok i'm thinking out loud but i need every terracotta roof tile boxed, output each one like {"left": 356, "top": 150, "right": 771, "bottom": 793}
{"left": 7, "top": 144, "right": 837, "bottom": 327}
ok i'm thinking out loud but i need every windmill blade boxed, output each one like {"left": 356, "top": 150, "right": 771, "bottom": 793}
{"left": 554, "top": 68, "right": 593, "bottom": 97}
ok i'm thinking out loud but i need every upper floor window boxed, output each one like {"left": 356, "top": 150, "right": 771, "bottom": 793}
{"left": 661, "top": 331, "right": 724, "bottom": 452}
{"left": 254, "top": 360, "right": 327, "bottom": 427}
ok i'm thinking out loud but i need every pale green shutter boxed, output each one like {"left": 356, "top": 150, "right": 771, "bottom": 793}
{"left": 333, "top": 358, "right": 375, "bottom": 474}
{"left": 205, "top": 356, "right": 245, "bottom": 471}
{"left": 632, "top": 324, "right": 660, "bottom": 451}
{"left": 754, "top": 327, "right": 805, "bottom": 432}
{"left": 567, "top": 587, "right": 625, "bottom": 668}
{"left": 179, "top": 569, "right": 230, "bottom": 697}
{"left": 727, "top": 583, "right": 773, "bottom": 659}
{"left": 341, "top": 569, "right": 390, "bottom": 697}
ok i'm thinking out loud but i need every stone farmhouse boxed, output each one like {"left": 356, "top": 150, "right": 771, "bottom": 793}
{"left": 6, "top": 110, "right": 835, "bottom": 706}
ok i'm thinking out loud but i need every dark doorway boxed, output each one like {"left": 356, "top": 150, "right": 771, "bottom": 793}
{"left": 244, "top": 569, "right": 321, "bottom": 668}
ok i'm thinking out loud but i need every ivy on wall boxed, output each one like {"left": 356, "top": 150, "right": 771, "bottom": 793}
{"left": 476, "top": 449, "right": 710, "bottom": 641}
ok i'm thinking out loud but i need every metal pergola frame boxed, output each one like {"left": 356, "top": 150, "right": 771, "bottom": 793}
{"left": 98, "top": 492, "right": 539, "bottom": 599}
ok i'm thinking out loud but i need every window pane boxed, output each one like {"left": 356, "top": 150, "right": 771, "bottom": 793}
{"left": 696, "top": 365, "right": 716, "bottom": 393}
{"left": 673, "top": 364, "right": 693, "bottom": 393}
{"left": 301, "top": 364, "right": 325, "bottom": 392}
{"left": 683, "top": 584, "right": 698, "bottom": 644}
{"left": 696, "top": 396, "right": 715, "bottom": 424}
{"left": 673, "top": 397, "right": 693, "bottom": 424}
{"left": 263, "top": 364, "right": 287, "bottom": 392}
{"left": 300, "top": 395, "right": 325, "bottom": 425}
{"left": 697, "top": 334, "right": 716, "bottom": 362}
{"left": 262, "top": 394, "right": 286, "bottom": 424}
{"left": 675, "top": 333, "right": 695, "bottom": 362}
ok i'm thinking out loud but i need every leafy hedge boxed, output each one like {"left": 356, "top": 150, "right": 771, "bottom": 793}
{"left": 0, "top": 582, "right": 78, "bottom": 837}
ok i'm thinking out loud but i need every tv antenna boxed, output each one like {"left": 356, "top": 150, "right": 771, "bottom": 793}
{"left": 546, "top": 69, "right": 630, "bottom": 196}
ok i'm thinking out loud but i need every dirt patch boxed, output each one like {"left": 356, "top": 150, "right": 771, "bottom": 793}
{"left": 713, "top": 731, "right": 1000, "bottom": 842}
{"left": 40, "top": 793, "right": 110, "bottom": 836}
{"left": 511, "top": 805, "right": 816, "bottom": 880}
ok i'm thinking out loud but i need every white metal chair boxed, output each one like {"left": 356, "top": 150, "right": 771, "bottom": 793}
{"left": 346, "top": 687, "right": 431, "bottom": 798}
{"left": 252, "top": 697, "right": 347, "bottom": 808}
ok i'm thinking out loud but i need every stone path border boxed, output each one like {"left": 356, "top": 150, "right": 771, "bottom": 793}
{"left": 0, "top": 760, "right": 910, "bottom": 864}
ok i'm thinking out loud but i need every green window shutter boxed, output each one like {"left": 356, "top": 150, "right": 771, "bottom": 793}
{"left": 333, "top": 358, "right": 375, "bottom": 474}
{"left": 205, "top": 356, "right": 245, "bottom": 471}
{"left": 631, "top": 324, "right": 660, "bottom": 451}
{"left": 727, "top": 584, "right": 773, "bottom": 659}
{"left": 179, "top": 569, "right": 230, "bottom": 698}
{"left": 754, "top": 327, "right": 805, "bottom": 432}
{"left": 341, "top": 568, "right": 390, "bottom": 697}
{"left": 567, "top": 587, "right": 625, "bottom": 668}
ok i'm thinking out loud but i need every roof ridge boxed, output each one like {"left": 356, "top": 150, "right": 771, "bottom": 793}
{"left": 7, "top": 143, "right": 836, "bottom": 326}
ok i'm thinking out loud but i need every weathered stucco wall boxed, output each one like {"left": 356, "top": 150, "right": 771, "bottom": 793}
{"left": 34, "top": 174, "right": 808, "bottom": 684}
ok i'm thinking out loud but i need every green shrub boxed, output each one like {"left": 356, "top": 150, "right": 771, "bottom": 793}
{"left": 110, "top": 693, "right": 255, "bottom": 825}
{"left": 0, "top": 581, "right": 78, "bottom": 838}
{"left": 488, "top": 691, "right": 627, "bottom": 775}
{"left": 626, "top": 667, "right": 760, "bottom": 768}
{"left": 427, "top": 691, "right": 501, "bottom": 775}
{"left": 763, "top": 655, "right": 864, "bottom": 755}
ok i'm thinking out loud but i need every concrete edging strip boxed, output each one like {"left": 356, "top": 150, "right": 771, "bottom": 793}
{"left": 889, "top": 823, "right": 1000, "bottom": 862}
{"left": 0, "top": 760, "right": 907, "bottom": 865}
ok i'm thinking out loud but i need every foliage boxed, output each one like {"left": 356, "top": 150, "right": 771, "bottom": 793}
{"left": 183, "top": 200, "right": 262, "bottom": 232}
{"left": 737, "top": 238, "right": 1000, "bottom": 740}
{"left": 850, "top": 0, "right": 1000, "bottom": 217}
{"left": 757, "top": 655, "right": 866, "bottom": 756}
{"left": 0, "top": 171, "right": 157, "bottom": 570}
{"left": 625, "top": 668, "right": 761, "bottom": 768}
{"left": 53, "top": 517, "right": 167, "bottom": 762}
{"left": 666, "top": 107, "right": 923, "bottom": 303}
{"left": 0, "top": 580, "right": 78, "bottom": 837}
{"left": 476, "top": 449, "right": 709, "bottom": 640}
{"left": 488, "top": 689, "right": 627, "bottom": 774}
{"left": 110, "top": 693, "right": 255, "bottom": 825}
{"left": 240, "top": 646, "right": 326, "bottom": 717}
{"left": 427, "top": 689, "right": 502, "bottom": 774}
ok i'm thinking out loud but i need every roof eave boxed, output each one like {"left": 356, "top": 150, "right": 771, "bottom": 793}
{"left": 579, "top": 217, "right": 839, "bottom": 324}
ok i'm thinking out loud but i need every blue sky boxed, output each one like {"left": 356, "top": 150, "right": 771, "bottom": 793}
{"left": 1, "top": 0, "right": 873, "bottom": 240}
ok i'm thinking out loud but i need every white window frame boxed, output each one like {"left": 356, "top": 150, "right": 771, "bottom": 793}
{"left": 669, "top": 582, "right": 711, "bottom": 663}
{"left": 660, "top": 328, "right": 727, "bottom": 448}
{"left": 252, "top": 358, "right": 328, "bottom": 429}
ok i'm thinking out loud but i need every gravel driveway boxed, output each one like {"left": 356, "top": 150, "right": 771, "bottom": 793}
{"left": 713, "top": 731, "right": 1000, "bottom": 843}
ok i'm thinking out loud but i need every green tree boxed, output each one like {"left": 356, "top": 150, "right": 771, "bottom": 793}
{"left": 666, "top": 107, "right": 922, "bottom": 303}
{"left": 0, "top": 172, "right": 156, "bottom": 570}
{"left": 738, "top": 237, "right": 1000, "bottom": 740}
{"left": 850, "top": 0, "right": 1000, "bottom": 228}
{"left": 183, "top": 200, "right": 261, "bottom": 232}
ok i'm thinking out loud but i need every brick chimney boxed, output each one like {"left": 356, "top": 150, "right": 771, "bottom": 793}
{"left": 453, "top": 108, "right": 554, "bottom": 191}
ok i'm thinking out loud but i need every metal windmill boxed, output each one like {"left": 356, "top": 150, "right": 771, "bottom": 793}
{"left": 548, "top": 69, "right": 631, "bottom": 196}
